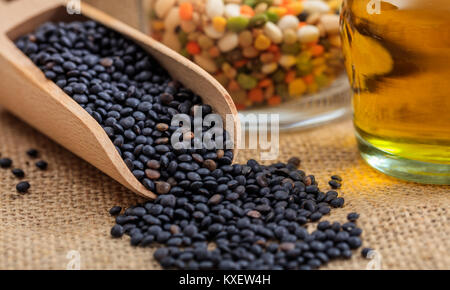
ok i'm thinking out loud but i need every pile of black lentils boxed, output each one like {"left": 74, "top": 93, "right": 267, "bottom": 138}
{"left": 108, "top": 161, "right": 365, "bottom": 270}
{"left": 16, "top": 20, "right": 369, "bottom": 270}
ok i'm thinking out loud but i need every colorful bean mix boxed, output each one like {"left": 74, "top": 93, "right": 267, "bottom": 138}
{"left": 150, "top": 0, "right": 344, "bottom": 109}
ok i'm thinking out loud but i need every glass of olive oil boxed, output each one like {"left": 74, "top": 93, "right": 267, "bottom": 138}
{"left": 340, "top": 0, "right": 450, "bottom": 184}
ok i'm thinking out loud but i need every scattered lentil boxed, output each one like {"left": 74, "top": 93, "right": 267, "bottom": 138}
{"left": 347, "top": 212, "right": 360, "bottom": 222}
{"left": 35, "top": 160, "right": 48, "bottom": 170}
{"left": 16, "top": 18, "right": 364, "bottom": 271}
{"left": 150, "top": 0, "right": 344, "bottom": 109}
{"left": 0, "top": 158, "right": 12, "bottom": 168}
{"left": 26, "top": 149, "right": 39, "bottom": 158}
{"left": 111, "top": 224, "right": 124, "bottom": 238}
{"left": 361, "top": 247, "right": 374, "bottom": 258}
{"left": 109, "top": 157, "right": 363, "bottom": 270}
{"left": 109, "top": 206, "right": 122, "bottom": 216}
{"left": 16, "top": 181, "right": 30, "bottom": 193}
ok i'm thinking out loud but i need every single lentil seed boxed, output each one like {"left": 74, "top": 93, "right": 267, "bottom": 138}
{"left": 111, "top": 224, "right": 124, "bottom": 238}
{"left": 347, "top": 212, "right": 360, "bottom": 222}
{"left": 16, "top": 19, "right": 365, "bottom": 271}
{"left": 12, "top": 168, "right": 25, "bottom": 178}
{"left": 26, "top": 149, "right": 39, "bottom": 158}
{"left": 109, "top": 206, "right": 122, "bottom": 216}
{"left": 35, "top": 160, "right": 48, "bottom": 170}
{"left": 0, "top": 158, "right": 12, "bottom": 168}
{"left": 329, "top": 179, "right": 341, "bottom": 189}
{"left": 16, "top": 181, "right": 30, "bottom": 193}
{"left": 331, "top": 175, "right": 342, "bottom": 181}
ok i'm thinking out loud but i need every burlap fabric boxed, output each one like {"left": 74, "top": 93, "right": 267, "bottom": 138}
{"left": 0, "top": 108, "right": 448, "bottom": 270}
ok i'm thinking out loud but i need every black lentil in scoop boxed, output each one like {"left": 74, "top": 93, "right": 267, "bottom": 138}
{"left": 110, "top": 157, "right": 362, "bottom": 270}
{"left": 329, "top": 179, "right": 341, "bottom": 189}
{"left": 16, "top": 20, "right": 233, "bottom": 192}
{"left": 111, "top": 224, "right": 124, "bottom": 238}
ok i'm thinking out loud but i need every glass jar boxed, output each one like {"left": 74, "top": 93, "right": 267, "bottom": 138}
{"left": 341, "top": 0, "right": 450, "bottom": 184}
{"left": 148, "top": 0, "right": 350, "bottom": 129}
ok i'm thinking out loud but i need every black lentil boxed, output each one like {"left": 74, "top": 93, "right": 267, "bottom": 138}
{"left": 350, "top": 227, "right": 363, "bottom": 237}
{"left": 111, "top": 224, "right": 124, "bottom": 238}
{"left": 16, "top": 181, "right": 30, "bottom": 193}
{"left": 331, "top": 175, "right": 342, "bottom": 182}
{"left": 155, "top": 181, "right": 171, "bottom": 194}
{"left": 330, "top": 197, "right": 345, "bottom": 208}
{"left": 361, "top": 247, "right": 374, "bottom": 258}
{"left": 329, "top": 179, "right": 341, "bottom": 189}
{"left": 287, "top": 157, "right": 301, "bottom": 167}
{"left": 26, "top": 149, "right": 39, "bottom": 158}
{"left": 35, "top": 160, "right": 48, "bottom": 170}
{"left": 15, "top": 19, "right": 366, "bottom": 270}
{"left": 12, "top": 168, "right": 25, "bottom": 178}
{"left": 347, "top": 236, "right": 362, "bottom": 249}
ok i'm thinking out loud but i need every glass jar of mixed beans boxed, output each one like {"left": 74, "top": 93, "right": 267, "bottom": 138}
{"left": 149, "top": 0, "right": 350, "bottom": 129}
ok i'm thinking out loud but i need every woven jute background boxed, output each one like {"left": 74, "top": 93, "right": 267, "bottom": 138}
{"left": 0, "top": 108, "right": 448, "bottom": 270}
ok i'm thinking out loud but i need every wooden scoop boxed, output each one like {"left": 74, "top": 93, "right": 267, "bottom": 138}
{"left": 0, "top": 0, "right": 240, "bottom": 199}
